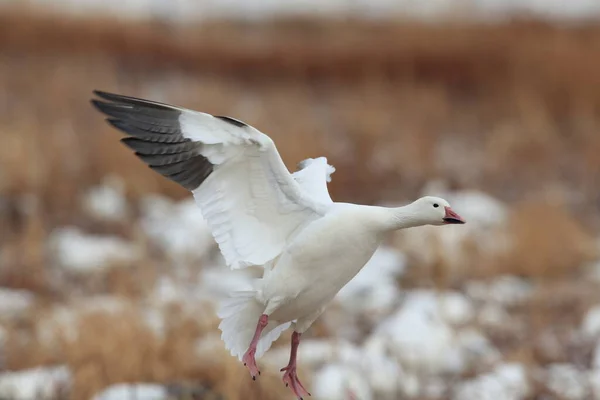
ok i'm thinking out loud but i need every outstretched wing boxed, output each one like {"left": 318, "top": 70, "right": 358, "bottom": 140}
{"left": 91, "top": 90, "right": 331, "bottom": 269}
{"left": 292, "top": 157, "right": 335, "bottom": 205}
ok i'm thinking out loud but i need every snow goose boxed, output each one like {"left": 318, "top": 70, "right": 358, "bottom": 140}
{"left": 91, "top": 90, "right": 465, "bottom": 399}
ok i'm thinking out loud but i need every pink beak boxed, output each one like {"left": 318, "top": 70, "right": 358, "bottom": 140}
{"left": 443, "top": 206, "right": 466, "bottom": 224}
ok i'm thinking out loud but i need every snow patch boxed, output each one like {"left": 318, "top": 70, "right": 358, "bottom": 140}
{"left": 581, "top": 305, "right": 600, "bottom": 339}
{"left": 139, "top": 195, "right": 215, "bottom": 263}
{"left": 362, "top": 335, "right": 405, "bottom": 398}
{"left": 145, "top": 275, "right": 224, "bottom": 325}
{"left": 589, "top": 369, "right": 600, "bottom": 400}
{"left": 37, "top": 296, "right": 131, "bottom": 343}
{"left": 0, "top": 288, "right": 35, "bottom": 319}
{"left": 438, "top": 291, "right": 475, "bottom": 326}
{"left": 262, "top": 338, "right": 364, "bottom": 371}
{"left": 373, "top": 290, "right": 457, "bottom": 374}
{"left": 92, "top": 383, "right": 166, "bottom": 400}
{"left": 312, "top": 363, "right": 373, "bottom": 400}
{"left": 592, "top": 340, "right": 600, "bottom": 370}
{"left": 81, "top": 175, "right": 128, "bottom": 222}
{"left": 544, "top": 364, "right": 590, "bottom": 400}
{"left": 372, "top": 289, "right": 494, "bottom": 376}
{"left": 455, "top": 328, "right": 502, "bottom": 368}
{"left": 48, "top": 227, "right": 141, "bottom": 272}
{"left": 336, "top": 246, "right": 406, "bottom": 318}
{"left": 465, "top": 276, "right": 533, "bottom": 307}
{"left": 452, "top": 363, "right": 530, "bottom": 400}
{"left": 478, "top": 303, "right": 511, "bottom": 329}
{"left": 0, "top": 365, "right": 71, "bottom": 400}
{"left": 583, "top": 259, "right": 600, "bottom": 283}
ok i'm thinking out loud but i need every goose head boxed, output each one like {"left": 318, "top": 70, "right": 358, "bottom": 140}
{"left": 410, "top": 196, "right": 466, "bottom": 226}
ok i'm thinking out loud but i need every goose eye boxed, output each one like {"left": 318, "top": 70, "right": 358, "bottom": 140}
{"left": 433, "top": 203, "right": 439, "bottom": 208}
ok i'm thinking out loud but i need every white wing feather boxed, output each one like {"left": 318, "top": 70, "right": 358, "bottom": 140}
{"left": 92, "top": 91, "right": 334, "bottom": 271}
{"left": 180, "top": 112, "right": 330, "bottom": 269}
{"left": 292, "top": 157, "right": 335, "bottom": 205}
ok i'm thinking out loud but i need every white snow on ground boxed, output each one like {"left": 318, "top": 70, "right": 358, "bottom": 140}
{"left": 465, "top": 275, "right": 533, "bottom": 307}
{"left": 47, "top": 226, "right": 141, "bottom": 272}
{"left": 543, "top": 364, "right": 591, "bottom": 400}
{"left": 139, "top": 195, "right": 215, "bottom": 263}
{"left": 372, "top": 290, "right": 457, "bottom": 374}
{"left": 584, "top": 259, "right": 600, "bottom": 283}
{"left": 195, "top": 332, "right": 227, "bottom": 361}
{"left": 312, "top": 363, "right": 374, "bottom": 400}
{"left": 261, "top": 338, "right": 363, "bottom": 372}
{"left": 147, "top": 276, "right": 202, "bottom": 307}
{"left": 450, "top": 190, "right": 508, "bottom": 227}
{"left": 589, "top": 369, "right": 600, "bottom": 400}
{"left": 371, "top": 290, "right": 494, "bottom": 376}
{"left": 452, "top": 362, "right": 530, "bottom": 400}
{"left": 477, "top": 303, "right": 511, "bottom": 330}
{"left": 81, "top": 175, "right": 128, "bottom": 223}
{"left": 147, "top": 274, "right": 232, "bottom": 311}
{"left": 36, "top": 294, "right": 197, "bottom": 343}
{"left": 581, "top": 305, "right": 600, "bottom": 339}
{"left": 335, "top": 246, "right": 406, "bottom": 319}
{"left": 91, "top": 383, "right": 166, "bottom": 400}
{"left": 0, "top": 288, "right": 35, "bottom": 319}
{"left": 456, "top": 327, "right": 501, "bottom": 367}
{"left": 144, "top": 274, "right": 232, "bottom": 329}
{"left": 37, "top": 295, "right": 131, "bottom": 343}
{"left": 361, "top": 335, "right": 405, "bottom": 398}
{"left": 592, "top": 340, "right": 600, "bottom": 370}
{"left": 438, "top": 291, "right": 475, "bottom": 326}
{"left": 0, "top": 366, "right": 71, "bottom": 400}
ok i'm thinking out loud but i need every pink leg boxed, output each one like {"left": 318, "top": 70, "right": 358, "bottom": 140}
{"left": 242, "top": 314, "right": 268, "bottom": 380}
{"left": 281, "top": 331, "right": 311, "bottom": 399}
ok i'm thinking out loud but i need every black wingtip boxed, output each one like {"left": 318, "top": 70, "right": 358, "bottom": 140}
{"left": 90, "top": 99, "right": 109, "bottom": 114}
{"left": 93, "top": 90, "right": 122, "bottom": 102}
{"left": 90, "top": 99, "right": 131, "bottom": 118}
{"left": 105, "top": 118, "right": 132, "bottom": 133}
{"left": 92, "top": 90, "right": 125, "bottom": 105}
{"left": 92, "top": 90, "right": 118, "bottom": 103}
{"left": 92, "top": 89, "right": 179, "bottom": 111}
{"left": 105, "top": 118, "right": 122, "bottom": 129}
{"left": 119, "top": 136, "right": 138, "bottom": 150}
{"left": 215, "top": 115, "right": 248, "bottom": 128}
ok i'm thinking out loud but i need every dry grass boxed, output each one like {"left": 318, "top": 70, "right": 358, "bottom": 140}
{"left": 503, "top": 202, "right": 597, "bottom": 279}
{"left": 5, "top": 303, "right": 291, "bottom": 400}
{"left": 1, "top": 6, "right": 600, "bottom": 399}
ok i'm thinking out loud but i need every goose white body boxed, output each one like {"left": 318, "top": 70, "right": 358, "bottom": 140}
{"left": 262, "top": 203, "right": 383, "bottom": 324}
{"left": 91, "top": 90, "right": 466, "bottom": 399}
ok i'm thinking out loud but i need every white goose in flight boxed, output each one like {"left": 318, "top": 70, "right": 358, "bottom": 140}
{"left": 91, "top": 90, "right": 465, "bottom": 399}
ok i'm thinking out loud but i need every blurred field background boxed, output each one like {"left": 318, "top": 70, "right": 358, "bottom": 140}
{"left": 1, "top": 1, "right": 600, "bottom": 399}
